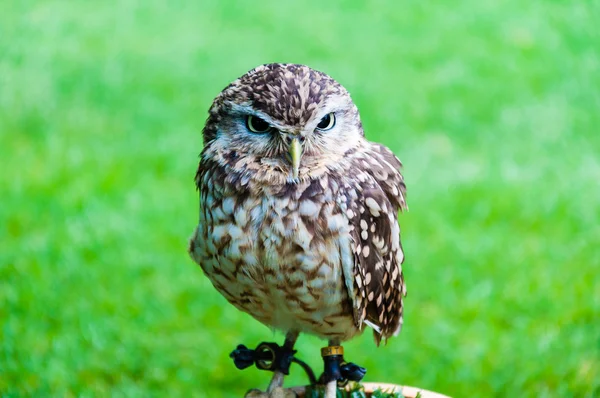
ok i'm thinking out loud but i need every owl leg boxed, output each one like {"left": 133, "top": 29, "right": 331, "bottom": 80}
{"left": 322, "top": 339, "right": 342, "bottom": 398}
{"left": 320, "top": 340, "right": 367, "bottom": 398}
{"left": 266, "top": 330, "right": 299, "bottom": 392}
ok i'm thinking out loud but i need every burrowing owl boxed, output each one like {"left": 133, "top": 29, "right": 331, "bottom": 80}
{"left": 189, "top": 63, "right": 406, "bottom": 355}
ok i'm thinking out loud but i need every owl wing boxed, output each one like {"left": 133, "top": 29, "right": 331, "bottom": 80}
{"left": 338, "top": 143, "right": 407, "bottom": 345}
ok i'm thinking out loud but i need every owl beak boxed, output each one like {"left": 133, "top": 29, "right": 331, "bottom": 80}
{"left": 289, "top": 137, "right": 303, "bottom": 179}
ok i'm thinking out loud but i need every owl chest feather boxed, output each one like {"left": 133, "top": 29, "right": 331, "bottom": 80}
{"left": 191, "top": 177, "right": 359, "bottom": 339}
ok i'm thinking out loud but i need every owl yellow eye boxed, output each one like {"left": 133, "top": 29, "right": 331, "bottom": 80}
{"left": 246, "top": 115, "right": 271, "bottom": 133}
{"left": 316, "top": 113, "right": 336, "bottom": 131}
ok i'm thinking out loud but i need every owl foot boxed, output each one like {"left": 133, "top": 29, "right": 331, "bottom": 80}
{"left": 319, "top": 345, "right": 367, "bottom": 384}
{"left": 230, "top": 341, "right": 318, "bottom": 384}
{"left": 317, "top": 345, "right": 366, "bottom": 398}
{"left": 230, "top": 331, "right": 319, "bottom": 393}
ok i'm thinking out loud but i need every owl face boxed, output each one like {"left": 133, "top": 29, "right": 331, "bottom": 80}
{"left": 203, "top": 64, "right": 365, "bottom": 183}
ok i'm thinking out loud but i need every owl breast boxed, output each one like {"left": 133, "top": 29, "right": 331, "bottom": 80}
{"left": 189, "top": 176, "right": 361, "bottom": 341}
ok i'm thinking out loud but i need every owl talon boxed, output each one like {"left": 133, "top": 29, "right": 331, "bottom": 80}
{"left": 320, "top": 345, "right": 367, "bottom": 384}
{"left": 340, "top": 362, "right": 367, "bottom": 382}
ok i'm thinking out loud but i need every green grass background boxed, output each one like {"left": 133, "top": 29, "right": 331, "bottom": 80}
{"left": 2, "top": 1, "right": 599, "bottom": 396}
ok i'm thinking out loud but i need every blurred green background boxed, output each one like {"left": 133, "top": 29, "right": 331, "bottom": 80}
{"left": 2, "top": 0, "right": 599, "bottom": 396}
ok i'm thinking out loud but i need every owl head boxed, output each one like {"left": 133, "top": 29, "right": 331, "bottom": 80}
{"left": 201, "top": 64, "right": 365, "bottom": 184}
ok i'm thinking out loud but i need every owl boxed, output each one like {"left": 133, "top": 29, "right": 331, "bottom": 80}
{"left": 189, "top": 63, "right": 407, "bottom": 392}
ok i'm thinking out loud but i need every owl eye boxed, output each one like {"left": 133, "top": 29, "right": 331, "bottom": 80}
{"left": 316, "top": 113, "right": 336, "bottom": 131}
{"left": 246, "top": 115, "right": 271, "bottom": 133}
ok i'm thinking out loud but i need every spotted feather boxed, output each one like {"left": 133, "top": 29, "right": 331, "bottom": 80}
{"left": 339, "top": 143, "right": 407, "bottom": 345}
